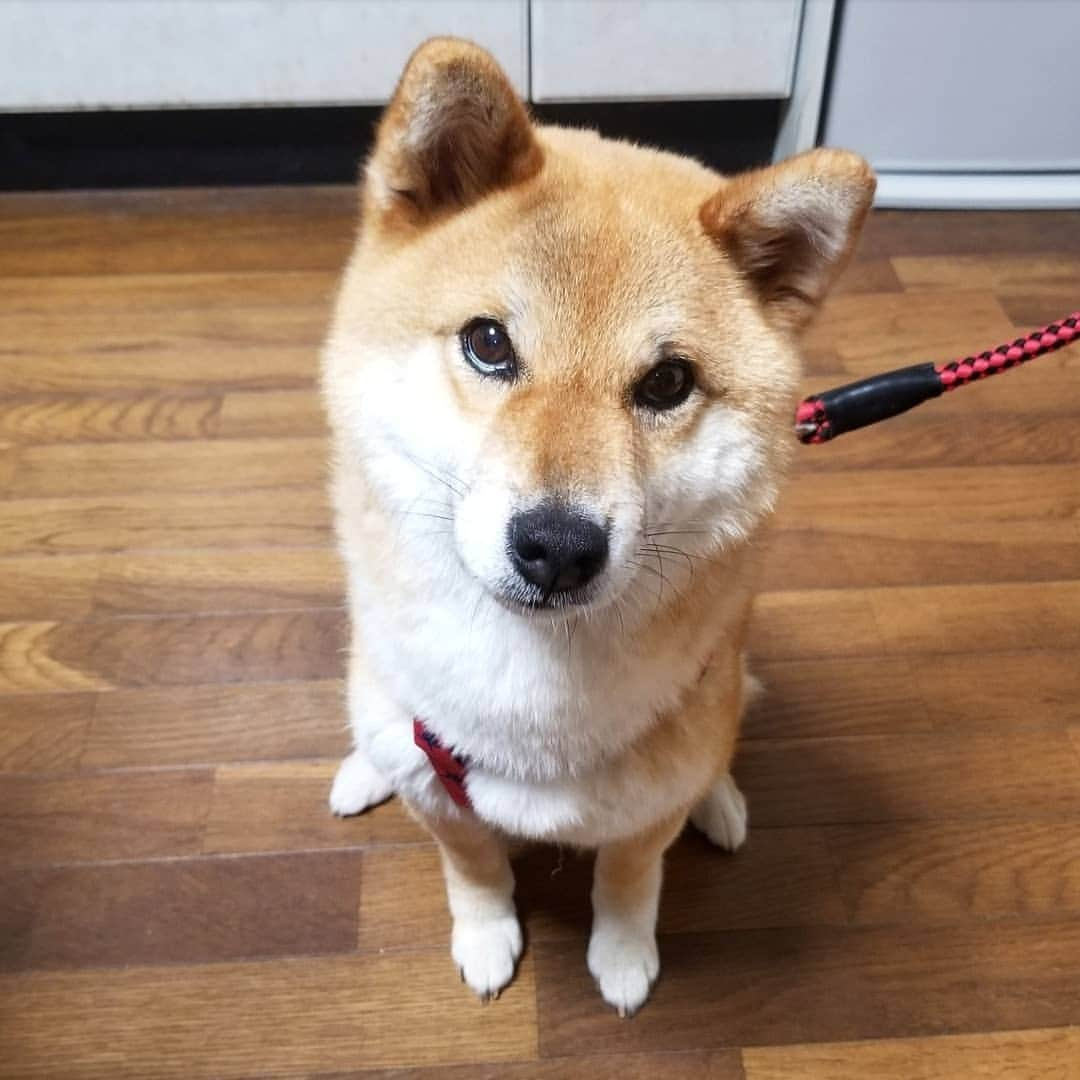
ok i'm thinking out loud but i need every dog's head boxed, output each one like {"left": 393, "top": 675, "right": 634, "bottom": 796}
{"left": 324, "top": 38, "right": 874, "bottom": 618}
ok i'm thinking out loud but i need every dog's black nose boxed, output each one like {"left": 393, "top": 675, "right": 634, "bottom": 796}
{"left": 509, "top": 504, "right": 609, "bottom": 594}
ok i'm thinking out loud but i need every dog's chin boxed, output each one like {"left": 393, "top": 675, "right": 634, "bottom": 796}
{"left": 487, "top": 576, "right": 607, "bottom": 621}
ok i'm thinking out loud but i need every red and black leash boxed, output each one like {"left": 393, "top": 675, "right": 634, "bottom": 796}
{"left": 794, "top": 312, "right": 1080, "bottom": 443}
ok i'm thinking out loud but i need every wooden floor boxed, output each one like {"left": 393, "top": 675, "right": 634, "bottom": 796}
{"left": 1, "top": 188, "right": 1079, "bottom": 1079}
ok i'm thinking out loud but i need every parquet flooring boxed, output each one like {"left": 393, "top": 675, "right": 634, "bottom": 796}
{"left": 1, "top": 188, "right": 1079, "bottom": 1078}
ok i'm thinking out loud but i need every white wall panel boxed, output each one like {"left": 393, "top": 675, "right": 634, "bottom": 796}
{"left": 823, "top": 0, "right": 1080, "bottom": 172}
{"left": 0, "top": 1, "right": 528, "bottom": 110}
{"left": 531, "top": 0, "right": 801, "bottom": 102}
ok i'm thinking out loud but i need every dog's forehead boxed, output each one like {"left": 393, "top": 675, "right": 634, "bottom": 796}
{"left": 507, "top": 195, "right": 716, "bottom": 356}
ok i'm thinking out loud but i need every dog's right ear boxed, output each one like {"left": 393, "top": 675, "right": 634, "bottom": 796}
{"left": 364, "top": 38, "right": 543, "bottom": 230}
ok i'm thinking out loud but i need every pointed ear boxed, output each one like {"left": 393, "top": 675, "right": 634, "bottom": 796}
{"left": 700, "top": 149, "right": 876, "bottom": 330}
{"left": 365, "top": 37, "right": 543, "bottom": 227}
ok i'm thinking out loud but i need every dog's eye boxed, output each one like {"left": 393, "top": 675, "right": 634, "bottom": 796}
{"left": 461, "top": 318, "right": 517, "bottom": 378}
{"left": 634, "top": 359, "right": 695, "bottom": 411}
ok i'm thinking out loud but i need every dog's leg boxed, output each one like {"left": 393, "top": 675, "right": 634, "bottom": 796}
{"left": 588, "top": 809, "right": 687, "bottom": 1016}
{"left": 689, "top": 771, "right": 748, "bottom": 852}
{"left": 329, "top": 748, "right": 393, "bottom": 816}
{"left": 688, "top": 660, "right": 755, "bottom": 851}
{"left": 413, "top": 806, "right": 522, "bottom": 1000}
{"left": 329, "top": 650, "right": 395, "bottom": 816}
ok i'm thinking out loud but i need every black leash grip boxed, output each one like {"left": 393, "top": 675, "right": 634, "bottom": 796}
{"left": 797, "top": 362, "right": 943, "bottom": 442}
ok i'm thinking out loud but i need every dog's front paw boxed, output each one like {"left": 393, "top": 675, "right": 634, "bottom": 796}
{"left": 329, "top": 750, "right": 394, "bottom": 816}
{"left": 690, "top": 772, "right": 747, "bottom": 852}
{"left": 587, "top": 922, "right": 660, "bottom": 1017}
{"left": 452, "top": 914, "right": 523, "bottom": 1000}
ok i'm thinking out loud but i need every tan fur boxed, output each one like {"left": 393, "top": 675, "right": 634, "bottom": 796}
{"left": 322, "top": 38, "right": 875, "bottom": 1013}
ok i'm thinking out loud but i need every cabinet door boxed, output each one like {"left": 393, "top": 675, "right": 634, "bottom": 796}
{"left": 530, "top": 0, "right": 801, "bottom": 102}
{"left": 823, "top": 0, "right": 1080, "bottom": 172}
{"left": 0, "top": 0, "right": 527, "bottom": 110}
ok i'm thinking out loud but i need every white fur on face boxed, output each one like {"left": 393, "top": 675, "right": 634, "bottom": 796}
{"left": 643, "top": 404, "right": 773, "bottom": 552}
{"left": 330, "top": 329, "right": 774, "bottom": 621}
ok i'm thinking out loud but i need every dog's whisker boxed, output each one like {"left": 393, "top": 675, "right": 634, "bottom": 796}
{"left": 645, "top": 529, "right": 714, "bottom": 540}
{"left": 612, "top": 599, "right": 627, "bottom": 640}
{"left": 399, "top": 447, "right": 470, "bottom": 499}
{"left": 639, "top": 543, "right": 694, "bottom": 580}
{"left": 404, "top": 511, "right": 455, "bottom": 523}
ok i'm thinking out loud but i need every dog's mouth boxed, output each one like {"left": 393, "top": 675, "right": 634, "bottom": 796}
{"left": 491, "top": 576, "right": 604, "bottom": 617}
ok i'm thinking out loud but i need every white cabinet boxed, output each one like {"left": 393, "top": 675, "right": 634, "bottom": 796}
{"left": 0, "top": 0, "right": 834, "bottom": 159}
{"left": 823, "top": 0, "right": 1080, "bottom": 208}
{"left": 530, "top": 0, "right": 801, "bottom": 102}
{"left": 0, "top": 0, "right": 529, "bottom": 109}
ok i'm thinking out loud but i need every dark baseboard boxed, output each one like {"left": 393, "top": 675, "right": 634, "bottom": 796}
{"left": 0, "top": 99, "right": 780, "bottom": 191}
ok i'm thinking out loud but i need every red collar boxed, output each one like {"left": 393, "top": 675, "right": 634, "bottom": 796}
{"left": 413, "top": 719, "right": 472, "bottom": 809}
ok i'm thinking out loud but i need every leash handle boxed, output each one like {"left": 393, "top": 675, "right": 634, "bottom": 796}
{"left": 795, "top": 311, "right": 1080, "bottom": 444}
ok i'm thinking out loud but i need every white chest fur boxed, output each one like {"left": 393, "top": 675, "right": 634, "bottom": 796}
{"left": 343, "top": 540, "right": 732, "bottom": 846}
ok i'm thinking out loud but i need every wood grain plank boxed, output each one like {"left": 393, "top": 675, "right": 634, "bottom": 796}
{"left": 357, "top": 844, "right": 448, "bottom": 950}
{"left": 0, "top": 556, "right": 100, "bottom": 621}
{"left": 829, "top": 257, "right": 903, "bottom": 295}
{"left": 2, "top": 268, "right": 335, "bottom": 313}
{"left": 83, "top": 679, "right": 347, "bottom": 768}
{"left": 28, "top": 610, "right": 345, "bottom": 691}
{"left": 91, "top": 548, "right": 343, "bottom": 617}
{"left": 2, "top": 437, "right": 325, "bottom": 498}
{"left": 748, "top": 592, "right": 887, "bottom": 662}
{"left": 0, "top": 769, "right": 213, "bottom": 866}
{"left": 746, "top": 657, "right": 932, "bottom": 740}
{"left": 0, "top": 393, "right": 221, "bottom": 443}
{"left": 536, "top": 920, "right": 1080, "bottom": 1054}
{"left": 0, "top": 872, "right": 36, "bottom": 971}
{"left": 0, "top": 693, "right": 93, "bottom": 773}
{"left": 0, "top": 622, "right": 112, "bottom": 693}
{"left": 888, "top": 251, "right": 1080, "bottom": 329}
{"left": 891, "top": 254, "right": 1080, "bottom": 294}
{"left": 0, "top": 488, "right": 331, "bottom": 557}
{"left": 0, "top": 186, "right": 355, "bottom": 276}
{"left": 742, "top": 1027, "right": 1080, "bottom": 1080}
{"left": 828, "top": 821, "right": 1080, "bottom": 925}
{"left": 803, "top": 291, "right": 1016, "bottom": 376}
{"left": 869, "top": 581, "right": 1080, "bottom": 656}
{"left": 917, "top": 650, "right": 1080, "bottom": 731}
{"left": 0, "top": 345, "right": 317, "bottom": 395}
{"left": 0, "top": 952, "right": 537, "bottom": 1078}
{"left": 765, "top": 464, "right": 1080, "bottom": 590}
{"left": 1, "top": 267, "right": 332, "bottom": 394}
{"left": 737, "top": 731, "right": 1080, "bottom": 827}
{"left": 1000, "top": 293, "right": 1080, "bottom": 327}
{"left": 19, "top": 851, "right": 361, "bottom": 970}
{"left": 347, "top": 1049, "right": 744, "bottom": 1079}
{"left": 0, "top": 389, "right": 326, "bottom": 443}
{"left": 857, "top": 209, "right": 1080, "bottom": 259}
{"left": 752, "top": 582, "right": 1080, "bottom": 661}
{"left": 216, "top": 388, "right": 326, "bottom": 438}
{"left": 203, "top": 765, "right": 426, "bottom": 855}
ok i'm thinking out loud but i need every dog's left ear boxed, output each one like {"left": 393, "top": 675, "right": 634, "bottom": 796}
{"left": 365, "top": 37, "right": 543, "bottom": 229}
{"left": 700, "top": 149, "right": 876, "bottom": 331}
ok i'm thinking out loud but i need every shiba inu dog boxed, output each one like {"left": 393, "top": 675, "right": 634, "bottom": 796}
{"left": 322, "top": 38, "right": 874, "bottom": 1015}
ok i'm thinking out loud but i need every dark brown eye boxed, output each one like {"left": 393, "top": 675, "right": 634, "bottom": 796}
{"left": 634, "top": 359, "right": 695, "bottom": 411}
{"left": 461, "top": 318, "right": 517, "bottom": 378}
